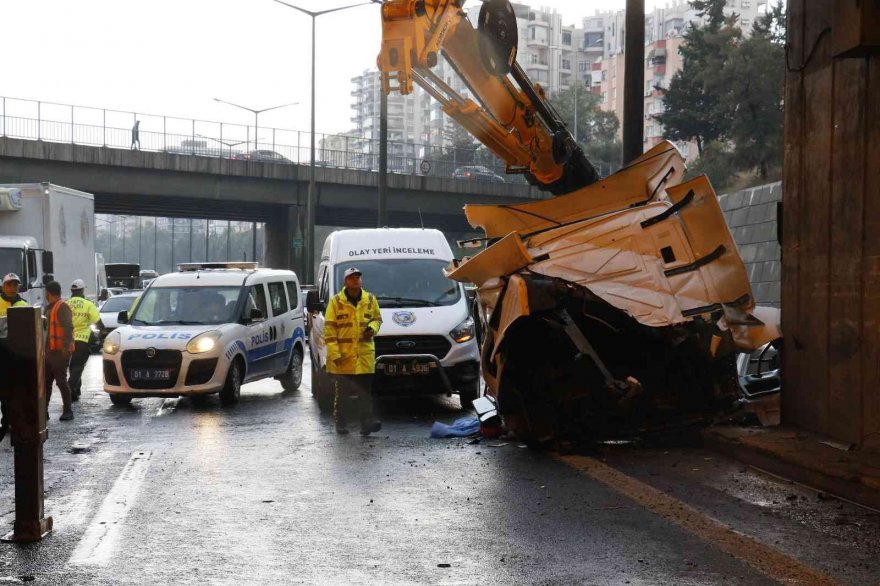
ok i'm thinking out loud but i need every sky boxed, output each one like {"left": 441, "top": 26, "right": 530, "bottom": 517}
{"left": 0, "top": 0, "right": 661, "bottom": 138}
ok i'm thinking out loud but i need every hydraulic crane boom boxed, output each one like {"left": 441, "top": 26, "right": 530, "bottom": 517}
{"left": 377, "top": 0, "right": 599, "bottom": 194}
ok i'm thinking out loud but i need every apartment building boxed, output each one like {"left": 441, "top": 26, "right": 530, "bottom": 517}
{"left": 592, "top": 0, "right": 770, "bottom": 159}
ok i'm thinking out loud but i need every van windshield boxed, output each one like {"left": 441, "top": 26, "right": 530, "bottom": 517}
{"left": 0, "top": 249, "right": 24, "bottom": 283}
{"left": 334, "top": 259, "right": 460, "bottom": 308}
{"left": 130, "top": 286, "right": 241, "bottom": 325}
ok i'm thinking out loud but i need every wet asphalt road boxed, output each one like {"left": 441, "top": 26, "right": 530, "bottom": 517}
{"left": 0, "top": 355, "right": 878, "bottom": 585}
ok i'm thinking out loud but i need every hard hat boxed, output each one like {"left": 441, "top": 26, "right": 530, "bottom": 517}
{"left": 343, "top": 267, "right": 362, "bottom": 278}
{"left": 71, "top": 278, "right": 86, "bottom": 290}
{"left": 2, "top": 273, "right": 21, "bottom": 285}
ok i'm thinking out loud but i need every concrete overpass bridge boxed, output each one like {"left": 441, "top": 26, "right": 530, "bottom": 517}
{"left": 0, "top": 136, "right": 544, "bottom": 278}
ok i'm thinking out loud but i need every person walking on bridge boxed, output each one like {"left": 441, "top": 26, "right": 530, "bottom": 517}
{"left": 44, "top": 281, "right": 75, "bottom": 421}
{"left": 66, "top": 279, "right": 100, "bottom": 402}
{"left": 323, "top": 267, "right": 383, "bottom": 436}
{"left": 131, "top": 120, "right": 141, "bottom": 150}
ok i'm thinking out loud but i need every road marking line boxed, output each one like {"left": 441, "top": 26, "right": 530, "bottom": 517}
{"left": 69, "top": 451, "right": 153, "bottom": 566}
{"left": 556, "top": 454, "right": 838, "bottom": 586}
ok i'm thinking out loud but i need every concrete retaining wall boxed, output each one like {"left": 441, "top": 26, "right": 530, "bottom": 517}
{"left": 717, "top": 181, "right": 782, "bottom": 308}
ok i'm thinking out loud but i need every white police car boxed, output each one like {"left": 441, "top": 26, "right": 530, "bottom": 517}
{"left": 102, "top": 263, "right": 305, "bottom": 406}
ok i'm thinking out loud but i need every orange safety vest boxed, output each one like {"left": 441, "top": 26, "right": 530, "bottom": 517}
{"left": 47, "top": 301, "right": 74, "bottom": 353}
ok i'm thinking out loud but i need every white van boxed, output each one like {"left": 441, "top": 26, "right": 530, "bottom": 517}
{"left": 102, "top": 263, "right": 305, "bottom": 405}
{"left": 307, "top": 228, "right": 481, "bottom": 408}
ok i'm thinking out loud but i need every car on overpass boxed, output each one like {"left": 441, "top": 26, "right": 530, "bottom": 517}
{"left": 452, "top": 165, "right": 505, "bottom": 183}
{"left": 232, "top": 150, "right": 292, "bottom": 164}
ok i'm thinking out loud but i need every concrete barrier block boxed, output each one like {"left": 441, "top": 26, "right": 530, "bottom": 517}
{"left": 764, "top": 260, "right": 782, "bottom": 282}
{"left": 746, "top": 202, "right": 770, "bottom": 225}
{"left": 726, "top": 190, "right": 744, "bottom": 210}
{"left": 739, "top": 243, "right": 759, "bottom": 263}
{"left": 753, "top": 221, "right": 777, "bottom": 243}
{"left": 730, "top": 207, "right": 750, "bottom": 227}
{"left": 747, "top": 262, "right": 762, "bottom": 283}
{"left": 756, "top": 241, "right": 781, "bottom": 262}
{"left": 767, "top": 182, "right": 783, "bottom": 202}
{"left": 717, "top": 194, "right": 729, "bottom": 211}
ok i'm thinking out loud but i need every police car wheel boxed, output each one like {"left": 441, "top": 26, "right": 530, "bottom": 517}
{"left": 109, "top": 393, "right": 132, "bottom": 406}
{"left": 280, "top": 348, "right": 303, "bottom": 392}
{"left": 220, "top": 359, "right": 243, "bottom": 405}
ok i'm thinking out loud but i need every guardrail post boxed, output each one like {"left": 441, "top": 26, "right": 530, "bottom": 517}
{"left": 0, "top": 307, "right": 53, "bottom": 543}
{"left": 37, "top": 101, "right": 41, "bottom": 141}
{"left": 70, "top": 105, "right": 74, "bottom": 144}
{"left": 220, "top": 123, "right": 224, "bottom": 155}
{"left": 2, "top": 96, "right": 5, "bottom": 137}
{"left": 192, "top": 120, "right": 196, "bottom": 154}
{"left": 163, "top": 116, "right": 167, "bottom": 152}
{"left": 102, "top": 109, "right": 106, "bottom": 147}
{"left": 297, "top": 131, "right": 301, "bottom": 164}
{"left": 272, "top": 128, "right": 275, "bottom": 153}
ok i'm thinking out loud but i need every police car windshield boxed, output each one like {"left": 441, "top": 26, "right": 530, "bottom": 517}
{"left": 334, "top": 259, "right": 461, "bottom": 307}
{"left": 100, "top": 295, "right": 138, "bottom": 313}
{"left": 130, "top": 286, "right": 241, "bottom": 326}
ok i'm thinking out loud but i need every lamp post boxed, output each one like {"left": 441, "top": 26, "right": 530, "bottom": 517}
{"left": 271, "top": 0, "right": 374, "bottom": 284}
{"left": 212, "top": 98, "right": 299, "bottom": 154}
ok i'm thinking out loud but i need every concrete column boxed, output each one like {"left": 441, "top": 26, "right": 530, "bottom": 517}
{"left": 263, "top": 204, "right": 301, "bottom": 273}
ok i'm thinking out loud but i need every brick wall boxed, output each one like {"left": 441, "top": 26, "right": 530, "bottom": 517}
{"left": 716, "top": 181, "right": 782, "bottom": 307}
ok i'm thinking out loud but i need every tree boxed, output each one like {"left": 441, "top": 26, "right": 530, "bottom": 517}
{"left": 721, "top": 30, "right": 784, "bottom": 178}
{"left": 549, "top": 86, "right": 621, "bottom": 173}
{"left": 656, "top": 0, "right": 741, "bottom": 156}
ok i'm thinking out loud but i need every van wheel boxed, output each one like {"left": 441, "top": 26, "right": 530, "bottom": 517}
{"left": 220, "top": 359, "right": 243, "bottom": 405}
{"left": 280, "top": 348, "right": 303, "bottom": 392}
{"left": 459, "top": 379, "right": 482, "bottom": 410}
{"left": 109, "top": 393, "right": 132, "bottom": 406}
{"left": 310, "top": 356, "right": 334, "bottom": 413}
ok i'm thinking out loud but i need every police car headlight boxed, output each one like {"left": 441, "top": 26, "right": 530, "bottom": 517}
{"left": 186, "top": 330, "right": 221, "bottom": 354}
{"left": 450, "top": 317, "right": 475, "bottom": 344}
{"left": 103, "top": 332, "right": 121, "bottom": 355}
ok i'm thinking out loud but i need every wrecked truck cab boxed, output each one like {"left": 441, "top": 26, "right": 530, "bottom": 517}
{"left": 446, "top": 142, "right": 781, "bottom": 445}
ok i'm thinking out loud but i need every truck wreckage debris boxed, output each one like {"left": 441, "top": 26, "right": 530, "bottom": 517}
{"left": 446, "top": 143, "right": 782, "bottom": 445}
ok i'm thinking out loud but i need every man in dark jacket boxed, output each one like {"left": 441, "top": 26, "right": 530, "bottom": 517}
{"left": 44, "top": 281, "right": 75, "bottom": 421}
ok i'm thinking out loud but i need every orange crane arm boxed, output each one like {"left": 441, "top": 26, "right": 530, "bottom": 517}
{"left": 377, "top": 0, "right": 598, "bottom": 194}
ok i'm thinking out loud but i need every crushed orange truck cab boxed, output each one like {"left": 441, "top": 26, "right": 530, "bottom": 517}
{"left": 446, "top": 142, "right": 781, "bottom": 444}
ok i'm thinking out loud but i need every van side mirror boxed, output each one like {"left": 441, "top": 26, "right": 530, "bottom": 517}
{"left": 306, "top": 290, "right": 325, "bottom": 313}
{"left": 249, "top": 308, "right": 264, "bottom": 321}
{"left": 118, "top": 311, "right": 129, "bottom": 325}
{"left": 42, "top": 250, "right": 54, "bottom": 275}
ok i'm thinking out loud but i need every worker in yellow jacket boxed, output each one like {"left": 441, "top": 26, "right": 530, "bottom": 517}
{"left": 324, "top": 267, "right": 382, "bottom": 435}
{"left": 1, "top": 273, "right": 28, "bottom": 442}
{"left": 66, "top": 279, "right": 100, "bottom": 401}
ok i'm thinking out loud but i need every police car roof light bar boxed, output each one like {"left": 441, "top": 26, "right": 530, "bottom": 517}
{"left": 177, "top": 262, "right": 259, "bottom": 272}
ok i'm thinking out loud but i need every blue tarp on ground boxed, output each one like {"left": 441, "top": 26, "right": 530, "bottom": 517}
{"left": 430, "top": 416, "right": 481, "bottom": 438}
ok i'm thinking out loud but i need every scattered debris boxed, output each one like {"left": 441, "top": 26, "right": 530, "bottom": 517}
{"left": 430, "top": 416, "right": 480, "bottom": 438}
{"left": 437, "top": 563, "right": 451, "bottom": 568}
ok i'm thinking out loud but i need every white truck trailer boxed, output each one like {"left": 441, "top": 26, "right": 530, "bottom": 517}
{"left": 0, "top": 183, "right": 97, "bottom": 306}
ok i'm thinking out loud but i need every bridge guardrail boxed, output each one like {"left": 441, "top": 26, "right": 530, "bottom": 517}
{"left": 0, "top": 96, "right": 615, "bottom": 183}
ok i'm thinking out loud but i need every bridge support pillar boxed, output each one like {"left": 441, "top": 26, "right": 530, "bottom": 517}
{"left": 264, "top": 204, "right": 304, "bottom": 277}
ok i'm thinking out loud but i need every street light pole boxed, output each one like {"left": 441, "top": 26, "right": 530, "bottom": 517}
{"left": 212, "top": 98, "right": 299, "bottom": 153}
{"left": 271, "top": 0, "right": 375, "bottom": 284}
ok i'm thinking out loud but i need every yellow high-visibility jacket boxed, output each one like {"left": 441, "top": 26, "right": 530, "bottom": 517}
{"left": 66, "top": 296, "right": 100, "bottom": 343}
{"left": 324, "top": 288, "right": 382, "bottom": 375}
{"left": 0, "top": 295, "right": 27, "bottom": 317}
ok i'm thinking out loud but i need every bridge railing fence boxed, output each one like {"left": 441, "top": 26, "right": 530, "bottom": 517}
{"left": 2, "top": 96, "right": 624, "bottom": 184}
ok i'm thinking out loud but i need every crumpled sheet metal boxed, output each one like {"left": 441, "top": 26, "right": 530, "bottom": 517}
{"left": 447, "top": 141, "right": 779, "bottom": 347}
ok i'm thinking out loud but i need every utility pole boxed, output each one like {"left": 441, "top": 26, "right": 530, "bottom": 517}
{"left": 378, "top": 86, "right": 388, "bottom": 227}
{"left": 623, "top": 0, "right": 645, "bottom": 164}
